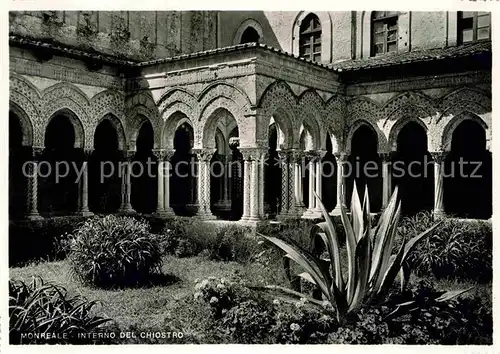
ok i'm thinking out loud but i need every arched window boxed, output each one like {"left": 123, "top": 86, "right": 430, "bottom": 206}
{"left": 240, "top": 26, "right": 260, "bottom": 44}
{"left": 299, "top": 13, "right": 321, "bottom": 62}
{"left": 371, "top": 11, "right": 398, "bottom": 56}
{"left": 458, "top": 12, "right": 491, "bottom": 44}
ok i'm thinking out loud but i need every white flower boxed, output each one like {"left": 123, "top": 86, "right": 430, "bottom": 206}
{"left": 209, "top": 296, "right": 219, "bottom": 304}
{"left": 194, "top": 292, "right": 202, "bottom": 299}
{"left": 273, "top": 299, "right": 280, "bottom": 306}
{"left": 200, "top": 279, "right": 209, "bottom": 288}
{"left": 216, "top": 283, "right": 225, "bottom": 290}
{"left": 290, "top": 323, "right": 301, "bottom": 331}
{"left": 208, "top": 276, "right": 216, "bottom": 281}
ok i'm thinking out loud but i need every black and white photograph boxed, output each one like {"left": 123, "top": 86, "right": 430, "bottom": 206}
{"left": 7, "top": 9, "right": 493, "bottom": 345}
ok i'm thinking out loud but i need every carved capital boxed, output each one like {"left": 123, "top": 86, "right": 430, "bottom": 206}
{"left": 152, "top": 149, "right": 166, "bottom": 160}
{"left": 241, "top": 148, "right": 266, "bottom": 162}
{"left": 378, "top": 152, "right": 392, "bottom": 163}
{"left": 193, "top": 148, "right": 216, "bottom": 162}
{"left": 31, "top": 147, "right": 45, "bottom": 161}
{"left": 123, "top": 150, "right": 135, "bottom": 162}
{"left": 431, "top": 151, "right": 448, "bottom": 164}
{"left": 333, "top": 152, "right": 349, "bottom": 162}
{"left": 83, "top": 148, "right": 94, "bottom": 159}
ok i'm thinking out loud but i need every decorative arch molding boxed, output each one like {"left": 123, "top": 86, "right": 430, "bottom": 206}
{"left": 157, "top": 88, "right": 197, "bottom": 119}
{"left": 346, "top": 96, "right": 381, "bottom": 126}
{"left": 388, "top": 117, "right": 428, "bottom": 152}
{"left": 292, "top": 11, "right": 333, "bottom": 63}
{"left": 96, "top": 114, "right": 127, "bottom": 151}
{"left": 162, "top": 111, "right": 196, "bottom": 150}
{"left": 9, "top": 76, "right": 42, "bottom": 146}
{"left": 440, "top": 112, "right": 490, "bottom": 152}
{"left": 9, "top": 102, "right": 34, "bottom": 147}
{"left": 233, "top": 18, "right": 265, "bottom": 45}
{"left": 297, "top": 91, "right": 324, "bottom": 150}
{"left": 345, "top": 119, "right": 387, "bottom": 153}
{"left": 258, "top": 81, "right": 298, "bottom": 149}
{"left": 127, "top": 106, "right": 161, "bottom": 151}
{"left": 199, "top": 97, "right": 244, "bottom": 149}
{"left": 41, "top": 83, "right": 93, "bottom": 149}
{"left": 381, "top": 91, "right": 437, "bottom": 128}
{"left": 44, "top": 107, "right": 86, "bottom": 149}
{"left": 437, "top": 87, "right": 491, "bottom": 124}
{"left": 198, "top": 82, "right": 253, "bottom": 122}
{"left": 126, "top": 91, "right": 161, "bottom": 128}
{"left": 324, "top": 95, "right": 346, "bottom": 151}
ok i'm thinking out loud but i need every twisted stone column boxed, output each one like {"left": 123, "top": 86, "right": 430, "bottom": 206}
{"left": 277, "top": 150, "right": 291, "bottom": 218}
{"left": 380, "top": 152, "right": 392, "bottom": 209}
{"left": 26, "top": 147, "right": 43, "bottom": 220}
{"left": 431, "top": 151, "right": 448, "bottom": 218}
{"left": 119, "top": 151, "right": 135, "bottom": 213}
{"left": 331, "top": 152, "right": 348, "bottom": 215}
{"left": 194, "top": 149, "right": 216, "bottom": 219}
{"left": 77, "top": 149, "right": 93, "bottom": 217}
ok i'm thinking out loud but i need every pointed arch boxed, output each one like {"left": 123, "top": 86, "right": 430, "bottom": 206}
{"left": 381, "top": 91, "right": 437, "bottom": 129}
{"left": 96, "top": 113, "right": 127, "bottom": 151}
{"left": 441, "top": 112, "right": 489, "bottom": 152}
{"left": 258, "top": 80, "right": 297, "bottom": 149}
{"left": 437, "top": 87, "right": 491, "bottom": 124}
{"left": 346, "top": 119, "right": 384, "bottom": 153}
{"left": 388, "top": 117, "right": 428, "bottom": 152}
{"left": 9, "top": 102, "right": 34, "bottom": 147}
{"left": 45, "top": 108, "right": 85, "bottom": 149}
{"left": 162, "top": 111, "right": 196, "bottom": 149}
{"left": 158, "top": 88, "right": 197, "bottom": 120}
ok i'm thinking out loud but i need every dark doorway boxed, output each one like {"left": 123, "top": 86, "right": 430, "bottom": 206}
{"left": 443, "top": 120, "right": 491, "bottom": 219}
{"left": 346, "top": 124, "right": 382, "bottom": 211}
{"left": 392, "top": 122, "right": 434, "bottom": 215}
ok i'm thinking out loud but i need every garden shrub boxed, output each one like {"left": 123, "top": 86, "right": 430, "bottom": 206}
{"left": 9, "top": 277, "right": 111, "bottom": 344}
{"left": 398, "top": 212, "right": 492, "bottom": 281}
{"left": 161, "top": 220, "right": 256, "bottom": 262}
{"left": 192, "top": 276, "right": 491, "bottom": 344}
{"left": 68, "top": 215, "right": 163, "bottom": 288}
{"left": 9, "top": 216, "right": 89, "bottom": 266}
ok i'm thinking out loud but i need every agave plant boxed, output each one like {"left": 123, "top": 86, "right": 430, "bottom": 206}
{"left": 257, "top": 185, "right": 472, "bottom": 322}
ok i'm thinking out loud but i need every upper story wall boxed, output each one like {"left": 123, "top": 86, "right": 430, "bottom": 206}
{"left": 9, "top": 11, "right": 218, "bottom": 61}
{"left": 219, "top": 11, "right": 475, "bottom": 64}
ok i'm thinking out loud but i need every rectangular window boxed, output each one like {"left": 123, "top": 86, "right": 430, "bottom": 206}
{"left": 371, "top": 11, "right": 399, "bottom": 56}
{"left": 458, "top": 11, "right": 491, "bottom": 44}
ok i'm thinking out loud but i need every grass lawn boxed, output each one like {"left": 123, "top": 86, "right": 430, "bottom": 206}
{"left": 10, "top": 253, "right": 492, "bottom": 344}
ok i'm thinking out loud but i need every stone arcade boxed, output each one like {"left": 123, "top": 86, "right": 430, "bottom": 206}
{"left": 9, "top": 11, "right": 492, "bottom": 223}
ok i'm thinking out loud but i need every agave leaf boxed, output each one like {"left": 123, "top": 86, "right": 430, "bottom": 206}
{"left": 384, "top": 300, "right": 419, "bottom": 321}
{"left": 250, "top": 284, "right": 325, "bottom": 307}
{"left": 399, "top": 261, "right": 411, "bottom": 293}
{"left": 349, "top": 233, "right": 372, "bottom": 312}
{"left": 435, "top": 287, "right": 473, "bottom": 302}
{"left": 373, "top": 201, "right": 401, "bottom": 292}
{"left": 339, "top": 202, "right": 357, "bottom": 303}
{"left": 259, "top": 234, "right": 332, "bottom": 301}
{"left": 350, "top": 183, "right": 364, "bottom": 242}
{"left": 362, "top": 185, "right": 372, "bottom": 237}
{"left": 369, "top": 188, "right": 399, "bottom": 284}
{"left": 311, "top": 204, "right": 344, "bottom": 291}
{"left": 297, "top": 272, "right": 316, "bottom": 285}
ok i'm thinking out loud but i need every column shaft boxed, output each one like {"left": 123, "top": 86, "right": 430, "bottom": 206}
{"left": 432, "top": 152, "right": 447, "bottom": 217}
{"left": 241, "top": 159, "right": 251, "bottom": 220}
{"left": 381, "top": 153, "right": 392, "bottom": 209}
{"left": 331, "top": 154, "right": 346, "bottom": 215}
{"left": 26, "top": 154, "right": 42, "bottom": 220}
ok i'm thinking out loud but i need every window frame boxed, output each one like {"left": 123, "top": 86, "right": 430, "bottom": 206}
{"left": 299, "top": 14, "right": 322, "bottom": 62}
{"left": 458, "top": 11, "right": 491, "bottom": 44}
{"left": 371, "top": 11, "right": 399, "bottom": 57}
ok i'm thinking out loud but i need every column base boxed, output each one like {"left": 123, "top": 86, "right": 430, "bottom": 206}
{"left": 194, "top": 210, "right": 216, "bottom": 220}
{"left": 287, "top": 205, "right": 306, "bottom": 218}
{"left": 433, "top": 209, "right": 446, "bottom": 219}
{"left": 302, "top": 209, "right": 322, "bottom": 219}
{"left": 330, "top": 204, "right": 342, "bottom": 216}
{"left": 75, "top": 210, "right": 94, "bottom": 217}
{"left": 26, "top": 213, "right": 43, "bottom": 221}
{"left": 154, "top": 208, "right": 176, "bottom": 218}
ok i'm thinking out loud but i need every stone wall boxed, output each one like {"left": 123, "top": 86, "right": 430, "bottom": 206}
{"left": 219, "top": 11, "right": 459, "bottom": 63}
{"left": 9, "top": 11, "right": 218, "bottom": 61}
